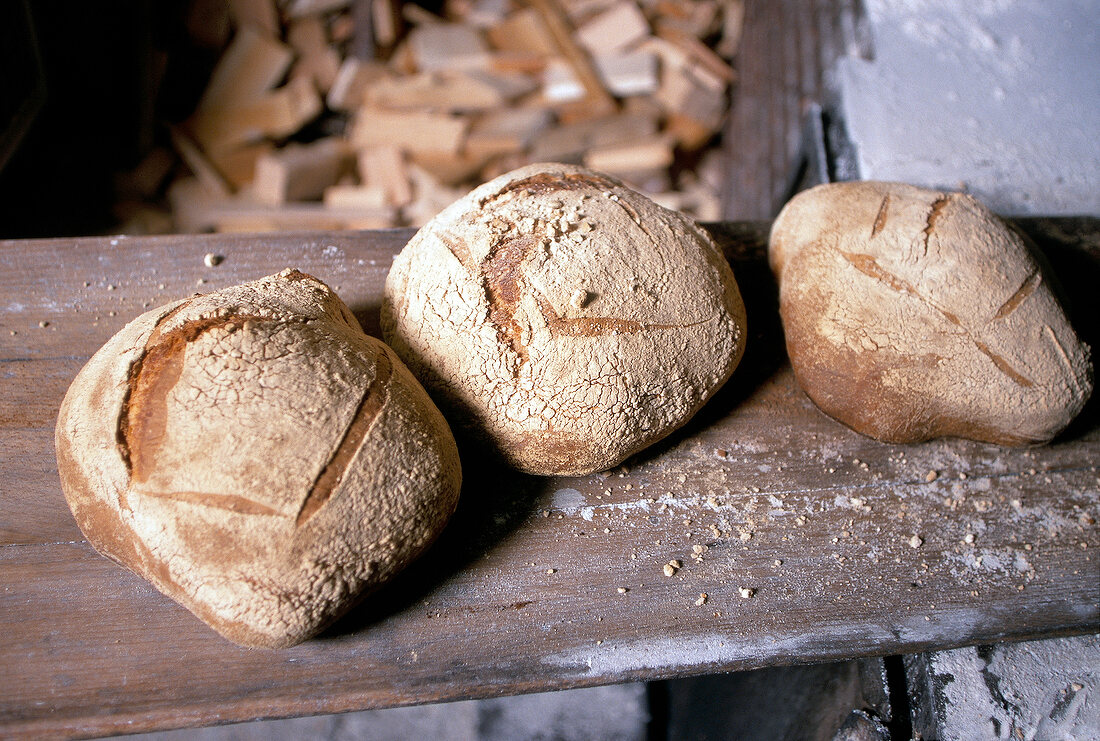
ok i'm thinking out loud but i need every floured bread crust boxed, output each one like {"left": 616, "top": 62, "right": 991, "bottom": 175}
{"left": 56, "top": 269, "right": 461, "bottom": 648}
{"left": 770, "top": 181, "right": 1093, "bottom": 444}
{"left": 382, "top": 163, "right": 747, "bottom": 475}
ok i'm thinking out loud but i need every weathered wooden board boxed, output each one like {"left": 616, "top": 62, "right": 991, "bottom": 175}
{"left": 1, "top": 220, "right": 1097, "bottom": 740}
{"left": 723, "top": 0, "right": 868, "bottom": 219}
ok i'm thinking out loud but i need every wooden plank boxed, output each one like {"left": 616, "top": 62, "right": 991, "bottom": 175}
{"left": 722, "top": 0, "right": 856, "bottom": 219}
{"left": 1, "top": 220, "right": 1097, "bottom": 739}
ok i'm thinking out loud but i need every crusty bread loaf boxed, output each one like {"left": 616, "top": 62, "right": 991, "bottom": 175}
{"left": 382, "top": 163, "right": 747, "bottom": 475}
{"left": 769, "top": 181, "right": 1093, "bottom": 444}
{"left": 55, "top": 269, "right": 461, "bottom": 648}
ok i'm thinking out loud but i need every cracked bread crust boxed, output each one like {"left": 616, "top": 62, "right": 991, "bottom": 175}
{"left": 382, "top": 163, "right": 747, "bottom": 476}
{"left": 56, "top": 269, "right": 461, "bottom": 648}
{"left": 769, "top": 181, "right": 1093, "bottom": 444}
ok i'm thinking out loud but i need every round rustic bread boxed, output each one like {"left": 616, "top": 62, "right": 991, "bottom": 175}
{"left": 55, "top": 269, "right": 461, "bottom": 648}
{"left": 382, "top": 163, "right": 747, "bottom": 475}
{"left": 769, "top": 181, "right": 1093, "bottom": 444}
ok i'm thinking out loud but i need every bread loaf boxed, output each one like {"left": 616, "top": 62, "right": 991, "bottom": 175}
{"left": 769, "top": 181, "right": 1093, "bottom": 444}
{"left": 55, "top": 269, "right": 461, "bottom": 648}
{"left": 382, "top": 163, "right": 747, "bottom": 475}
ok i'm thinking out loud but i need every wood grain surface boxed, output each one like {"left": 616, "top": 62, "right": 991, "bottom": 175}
{"left": 1, "top": 220, "right": 1097, "bottom": 740}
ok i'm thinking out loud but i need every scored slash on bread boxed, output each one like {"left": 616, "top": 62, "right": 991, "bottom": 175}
{"left": 769, "top": 182, "right": 1092, "bottom": 445}
{"left": 382, "top": 162, "right": 747, "bottom": 476}
{"left": 56, "top": 269, "right": 461, "bottom": 648}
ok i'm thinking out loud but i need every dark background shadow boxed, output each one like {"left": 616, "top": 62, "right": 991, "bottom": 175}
{"left": 1015, "top": 217, "right": 1100, "bottom": 441}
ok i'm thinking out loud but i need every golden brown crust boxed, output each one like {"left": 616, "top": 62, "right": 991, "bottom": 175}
{"left": 769, "top": 181, "right": 1093, "bottom": 445}
{"left": 382, "top": 163, "right": 748, "bottom": 475}
{"left": 56, "top": 270, "right": 461, "bottom": 648}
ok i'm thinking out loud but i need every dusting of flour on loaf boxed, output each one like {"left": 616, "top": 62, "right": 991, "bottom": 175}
{"left": 383, "top": 163, "right": 747, "bottom": 475}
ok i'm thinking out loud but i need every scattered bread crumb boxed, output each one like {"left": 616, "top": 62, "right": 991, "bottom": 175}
{"left": 695, "top": 593, "right": 708, "bottom": 606}
{"left": 38, "top": 321, "right": 49, "bottom": 328}
{"left": 909, "top": 535, "right": 924, "bottom": 548}
{"left": 926, "top": 470, "right": 939, "bottom": 482}
{"left": 204, "top": 253, "right": 224, "bottom": 267}
{"left": 738, "top": 587, "right": 755, "bottom": 598}
{"left": 546, "top": 568, "right": 556, "bottom": 574}
{"left": 617, "top": 587, "right": 628, "bottom": 594}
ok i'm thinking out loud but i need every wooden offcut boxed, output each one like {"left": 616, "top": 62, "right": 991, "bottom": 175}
{"left": 196, "top": 28, "right": 293, "bottom": 113}
{"left": 252, "top": 137, "right": 352, "bottom": 205}
{"left": 349, "top": 108, "right": 469, "bottom": 154}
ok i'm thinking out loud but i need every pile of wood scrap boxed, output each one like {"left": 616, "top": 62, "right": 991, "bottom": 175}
{"left": 156, "top": 0, "right": 743, "bottom": 233}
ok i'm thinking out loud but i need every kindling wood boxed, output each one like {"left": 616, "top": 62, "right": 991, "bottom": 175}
{"left": 1, "top": 219, "right": 1096, "bottom": 739}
